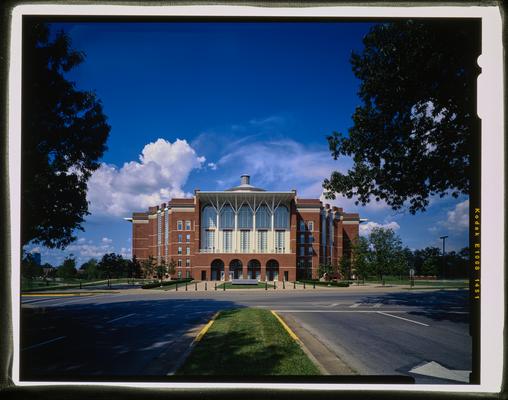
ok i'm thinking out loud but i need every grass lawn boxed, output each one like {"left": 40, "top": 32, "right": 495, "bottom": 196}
{"left": 216, "top": 282, "right": 275, "bottom": 289}
{"left": 177, "top": 308, "right": 320, "bottom": 376}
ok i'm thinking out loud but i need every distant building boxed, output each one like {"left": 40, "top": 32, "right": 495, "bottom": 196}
{"left": 128, "top": 175, "right": 360, "bottom": 281}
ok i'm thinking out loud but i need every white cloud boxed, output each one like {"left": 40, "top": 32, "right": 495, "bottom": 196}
{"left": 438, "top": 199, "right": 469, "bottom": 232}
{"left": 87, "top": 138, "right": 205, "bottom": 217}
{"left": 359, "top": 221, "right": 401, "bottom": 237}
{"left": 101, "top": 237, "right": 113, "bottom": 244}
{"left": 207, "top": 162, "right": 218, "bottom": 170}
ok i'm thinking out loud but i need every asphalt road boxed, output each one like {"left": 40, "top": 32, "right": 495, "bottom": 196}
{"left": 20, "top": 287, "right": 471, "bottom": 384}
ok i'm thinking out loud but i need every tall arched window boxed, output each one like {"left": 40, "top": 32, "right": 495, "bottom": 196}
{"left": 238, "top": 205, "right": 253, "bottom": 229}
{"left": 255, "top": 205, "right": 271, "bottom": 229}
{"left": 274, "top": 205, "right": 289, "bottom": 229}
{"left": 220, "top": 205, "right": 234, "bottom": 229}
{"left": 201, "top": 206, "right": 217, "bottom": 229}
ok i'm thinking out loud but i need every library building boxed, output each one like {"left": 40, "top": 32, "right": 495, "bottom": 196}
{"left": 128, "top": 175, "right": 360, "bottom": 281}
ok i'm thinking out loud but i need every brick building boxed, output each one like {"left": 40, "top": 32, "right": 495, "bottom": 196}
{"left": 128, "top": 175, "right": 360, "bottom": 281}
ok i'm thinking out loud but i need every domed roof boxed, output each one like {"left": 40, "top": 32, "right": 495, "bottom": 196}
{"left": 225, "top": 175, "right": 266, "bottom": 192}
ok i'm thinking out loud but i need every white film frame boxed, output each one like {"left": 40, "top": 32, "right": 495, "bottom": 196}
{"left": 7, "top": 3, "right": 504, "bottom": 394}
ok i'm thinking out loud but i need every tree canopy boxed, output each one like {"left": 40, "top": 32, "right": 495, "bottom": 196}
{"left": 323, "top": 20, "right": 480, "bottom": 214}
{"left": 22, "top": 22, "right": 110, "bottom": 249}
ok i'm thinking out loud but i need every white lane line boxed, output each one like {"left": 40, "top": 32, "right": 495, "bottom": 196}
{"left": 272, "top": 310, "right": 407, "bottom": 313}
{"left": 349, "top": 303, "right": 360, "bottom": 308}
{"left": 107, "top": 313, "right": 136, "bottom": 323}
{"left": 376, "top": 311, "right": 430, "bottom": 327}
{"left": 373, "top": 303, "right": 382, "bottom": 308}
{"left": 22, "top": 336, "right": 66, "bottom": 351}
{"left": 327, "top": 303, "right": 340, "bottom": 307}
{"left": 42, "top": 294, "right": 113, "bottom": 306}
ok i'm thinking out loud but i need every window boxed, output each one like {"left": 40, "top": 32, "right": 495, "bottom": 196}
{"left": 309, "top": 235, "right": 314, "bottom": 243}
{"left": 185, "top": 220, "right": 191, "bottom": 230}
{"left": 257, "top": 230, "right": 267, "bottom": 252}
{"left": 275, "top": 206, "right": 289, "bottom": 229}
{"left": 178, "top": 234, "right": 182, "bottom": 243}
{"left": 177, "top": 270, "right": 182, "bottom": 279}
{"left": 177, "top": 220, "right": 183, "bottom": 231}
{"left": 299, "top": 233, "right": 305, "bottom": 243}
{"left": 186, "top": 258, "right": 191, "bottom": 267}
{"left": 165, "top": 211, "right": 169, "bottom": 245}
{"left": 178, "top": 246, "right": 182, "bottom": 255}
{"left": 256, "top": 205, "right": 271, "bottom": 229}
{"left": 186, "top": 234, "right": 191, "bottom": 243}
{"left": 186, "top": 247, "right": 190, "bottom": 255}
{"left": 308, "top": 221, "right": 314, "bottom": 232}
{"left": 220, "top": 205, "right": 234, "bottom": 229}
{"left": 202, "top": 206, "right": 217, "bottom": 229}
{"left": 177, "top": 259, "right": 182, "bottom": 267}
{"left": 157, "top": 212, "right": 162, "bottom": 259}
{"left": 223, "top": 230, "right": 232, "bottom": 252}
{"left": 186, "top": 270, "right": 191, "bottom": 279}
{"left": 205, "top": 230, "right": 215, "bottom": 250}
{"left": 299, "top": 246, "right": 305, "bottom": 256}
{"left": 299, "top": 220, "right": 306, "bottom": 231}
{"left": 308, "top": 246, "right": 313, "bottom": 256}
{"left": 238, "top": 205, "right": 253, "bottom": 229}
{"left": 240, "top": 230, "right": 250, "bottom": 252}
{"left": 275, "top": 230, "right": 285, "bottom": 252}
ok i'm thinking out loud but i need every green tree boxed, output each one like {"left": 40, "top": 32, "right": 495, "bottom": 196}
{"left": 80, "top": 258, "right": 100, "bottom": 280}
{"left": 99, "top": 253, "right": 127, "bottom": 279}
{"left": 167, "top": 258, "right": 177, "bottom": 279}
{"left": 21, "top": 253, "right": 43, "bottom": 280}
{"left": 57, "top": 256, "right": 77, "bottom": 280}
{"left": 323, "top": 20, "right": 480, "bottom": 214}
{"left": 368, "top": 227, "right": 405, "bottom": 280}
{"left": 22, "top": 22, "right": 110, "bottom": 249}
{"left": 412, "top": 247, "right": 441, "bottom": 275}
{"left": 338, "top": 257, "right": 352, "bottom": 281}
{"left": 156, "top": 259, "right": 167, "bottom": 283}
{"left": 350, "top": 236, "right": 371, "bottom": 280}
{"left": 318, "top": 262, "right": 333, "bottom": 281}
{"left": 141, "top": 256, "right": 156, "bottom": 279}
{"left": 421, "top": 256, "right": 439, "bottom": 276}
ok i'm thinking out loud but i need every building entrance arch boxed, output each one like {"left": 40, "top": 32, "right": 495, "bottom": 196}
{"left": 266, "top": 259, "right": 279, "bottom": 281}
{"left": 229, "top": 259, "right": 243, "bottom": 279}
{"left": 211, "top": 259, "right": 224, "bottom": 281}
{"left": 247, "top": 259, "right": 261, "bottom": 280}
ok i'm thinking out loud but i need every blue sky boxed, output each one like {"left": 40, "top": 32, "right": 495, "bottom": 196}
{"left": 26, "top": 21, "right": 469, "bottom": 266}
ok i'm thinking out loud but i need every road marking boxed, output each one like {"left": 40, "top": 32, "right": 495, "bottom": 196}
{"left": 22, "top": 336, "right": 66, "bottom": 351}
{"left": 39, "top": 294, "right": 111, "bottom": 306}
{"left": 271, "top": 310, "right": 302, "bottom": 344}
{"left": 272, "top": 310, "right": 407, "bottom": 313}
{"left": 409, "top": 361, "right": 470, "bottom": 383}
{"left": 193, "top": 312, "right": 220, "bottom": 344}
{"left": 107, "top": 313, "right": 136, "bottom": 323}
{"left": 327, "top": 303, "right": 340, "bottom": 307}
{"left": 376, "top": 311, "right": 429, "bottom": 326}
{"left": 349, "top": 303, "right": 360, "bottom": 308}
{"left": 372, "top": 303, "right": 382, "bottom": 308}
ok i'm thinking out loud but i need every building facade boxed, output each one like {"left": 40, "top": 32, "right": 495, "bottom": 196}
{"left": 129, "top": 175, "right": 360, "bottom": 281}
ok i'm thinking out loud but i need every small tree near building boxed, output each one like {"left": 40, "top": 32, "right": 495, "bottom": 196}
{"left": 167, "top": 258, "right": 177, "bottom": 280}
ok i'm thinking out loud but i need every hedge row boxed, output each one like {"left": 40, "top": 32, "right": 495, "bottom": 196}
{"left": 141, "top": 278, "right": 193, "bottom": 289}
{"left": 298, "top": 280, "right": 350, "bottom": 287}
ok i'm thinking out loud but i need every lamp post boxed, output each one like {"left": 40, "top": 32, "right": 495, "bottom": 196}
{"left": 439, "top": 235, "right": 448, "bottom": 279}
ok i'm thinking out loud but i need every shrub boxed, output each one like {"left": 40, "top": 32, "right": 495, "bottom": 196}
{"left": 141, "top": 278, "right": 192, "bottom": 289}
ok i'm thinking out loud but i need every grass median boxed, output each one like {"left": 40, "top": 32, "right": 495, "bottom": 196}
{"left": 177, "top": 308, "right": 320, "bottom": 376}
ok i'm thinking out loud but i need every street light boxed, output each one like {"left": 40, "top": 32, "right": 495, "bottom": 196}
{"left": 439, "top": 235, "right": 448, "bottom": 279}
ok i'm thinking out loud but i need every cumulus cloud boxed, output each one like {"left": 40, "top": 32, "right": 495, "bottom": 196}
{"left": 101, "top": 237, "right": 113, "bottom": 244}
{"left": 438, "top": 199, "right": 469, "bottom": 232}
{"left": 87, "top": 138, "right": 205, "bottom": 217}
{"left": 359, "top": 221, "right": 401, "bottom": 237}
{"left": 217, "top": 139, "right": 347, "bottom": 192}
{"left": 207, "top": 162, "right": 218, "bottom": 170}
